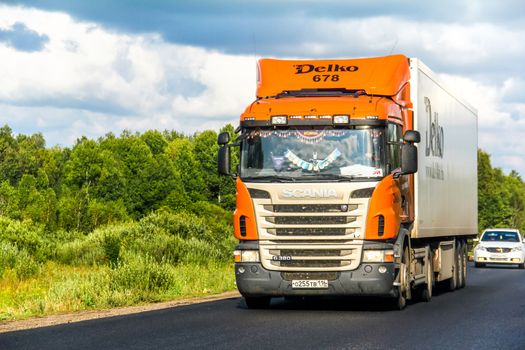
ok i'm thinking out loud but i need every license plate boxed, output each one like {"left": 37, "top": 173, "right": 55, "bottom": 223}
{"left": 490, "top": 254, "right": 506, "bottom": 259}
{"left": 291, "top": 280, "right": 329, "bottom": 289}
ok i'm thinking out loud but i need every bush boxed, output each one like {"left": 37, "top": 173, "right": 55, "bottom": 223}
{"left": 0, "top": 240, "right": 40, "bottom": 279}
{"left": 0, "top": 241, "right": 19, "bottom": 276}
{"left": 110, "top": 254, "right": 174, "bottom": 293}
{"left": 138, "top": 210, "right": 206, "bottom": 239}
{"left": 56, "top": 238, "right": 105, "bottom": 266}
{"left": 0, "top": 217, "right": 47, "bottom": 260}
{"left": 13, "top": 250, "right": 40, "bottom": 279}
{"left": 179, "top": 237, "right": 220, "bottom": 264}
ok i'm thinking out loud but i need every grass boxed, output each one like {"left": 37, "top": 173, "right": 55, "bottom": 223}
{"left": 0, "top": 208, "right": 237, "bottom": 322}
{"left": 0, "top": 261, "right": 235, "bottom": 322}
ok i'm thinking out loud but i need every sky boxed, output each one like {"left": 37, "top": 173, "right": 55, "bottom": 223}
{"left": 0, "top": 0, "right": 524, "bottom": 176}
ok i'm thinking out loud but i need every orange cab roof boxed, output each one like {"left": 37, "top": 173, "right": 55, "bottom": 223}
{"left": 256, "top": 54, "right": 410, "bottom": 99}
{"left": 242, "top": 95, "right": 401, "bottom": 122}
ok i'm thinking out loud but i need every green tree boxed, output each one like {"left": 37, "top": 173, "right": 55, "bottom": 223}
{"left": 167, "top": 138, "right": 208, "bottom": 202}
{"left": 193, "top": 130, "right": 220, "bottom": 202}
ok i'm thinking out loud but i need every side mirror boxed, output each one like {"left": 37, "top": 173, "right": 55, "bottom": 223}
{"left": 401, "top": 143, "right": 417, "bottom": 174}
{"left": 218, "top": 146, "right": 231, "bottom": 176}
{"left": 403, "top": 130, "right": 421, "bottom": 143}
{"left": 218, "top": 132, "right": 230, "bottom": 146}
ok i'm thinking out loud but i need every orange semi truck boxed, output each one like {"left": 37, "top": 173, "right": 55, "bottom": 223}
{"left": 218, "top": 54, "right": 477, "bottom": 309}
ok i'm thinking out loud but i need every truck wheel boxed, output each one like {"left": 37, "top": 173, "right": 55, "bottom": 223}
{"left": 456, "top": 241, "right": 463, "bottom": 289}
{"left": 245, "top": 297, "right": 271, "bottom": 309}
{"left": 460, "top": 241, "right": 467, "bottom": 288}
{"left": 518, "top": 263, "right": 525, "bottom": 269}
{"left": 474, "top": 262, "right": 485, "bottom": 268}
{"left": 392, "top": 246, "right": 410, "bottom": 310}
{"left": 444, "top": 241, "right": 459, "bottom": 291}
{"left": 418, "top": 249, "right": 434, "bottom": 302}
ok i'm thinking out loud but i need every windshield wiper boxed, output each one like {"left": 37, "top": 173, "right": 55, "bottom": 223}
{"left": 300, "top": 173, "right": 356, "bottom": 181}
{"left": 242, "top": 175, "right": 297, "bottom": 182}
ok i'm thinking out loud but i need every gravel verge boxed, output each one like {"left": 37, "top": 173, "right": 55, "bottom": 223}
{"left": 0, "top": 290, "right": 240, "bottom": 334}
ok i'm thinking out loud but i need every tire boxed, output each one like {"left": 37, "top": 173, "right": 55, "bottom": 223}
{"left": 419, "top": 249, "right": 434, "bottom": 302}
{"left": 460, "top": 241, "right": 468, "bottom": 288}
{"left": 519, "top": 263, "right": 525, "bottom": 269}
{"left": 474, "top": 262, "right": 485, "bottom": 268}
{"left": 244, "top": 296, "right": 271, "bottom": 309}
{"left": 392, "top": 245, "right": 410, "bottom": 310}
{"left": 444, "top": 241, "right": 459, "bottom": 291}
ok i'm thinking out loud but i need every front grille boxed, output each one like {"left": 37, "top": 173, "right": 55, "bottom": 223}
{"left": 260, "top": 244, "right": 361, "bottom": 271}
{"left": 277, "top": 249, "right": 351, "bottom": 257}
{"left": 269, "top": 216, "right": 355, "bottom": 225}
{"left": 266, "top": 204, "right": 357, "bottom": 213}
{"left": 273, "top": 228, "right": 347, "bottom": 236}
{"left": 487, "top": 247, "right": 511, "bottom": 253}
{"left": 254, "top": 195, "right": 367, "bottom": 271}
{"left": 277, "top": 260, "right": 349, "bottom": 268}
{"left": 282, "top": 272, "right": 341, "bottom": 281}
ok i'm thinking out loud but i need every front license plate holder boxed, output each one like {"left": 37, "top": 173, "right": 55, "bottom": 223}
{"left": 490, "top": 254, "right": 506, "bottom": 259}
{"left": 291, "top": 280, "right": 329, "bottom": 289}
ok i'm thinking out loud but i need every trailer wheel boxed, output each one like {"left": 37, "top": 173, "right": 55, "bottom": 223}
{"left": 456, "top": 241, "right": 464, "bottom": 289}
{"left": 245, "top": 297, "right": 271, "bottom": 309}
{"left": 392, "top": 245, "right": 410, "bottom": 310}
{"left": 444, "top": 241, "right": 459, "bottom": 291}
{"left": 418, "top": 249, "right": 434, "bottom": 302}
{"left": 459, "top": 241, "right": 467, "bottom": 288}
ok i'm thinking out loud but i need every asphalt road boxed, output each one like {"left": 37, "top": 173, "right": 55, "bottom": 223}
{"left": 2, "top": 263, "right": 525, "bottom": 350}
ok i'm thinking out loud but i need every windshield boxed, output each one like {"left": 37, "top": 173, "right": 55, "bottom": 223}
{"left": 481, "top": 231, "right": 521, "bottom": 242}
{"left": 240, "top": 127, "right": 385, "bottom": 181}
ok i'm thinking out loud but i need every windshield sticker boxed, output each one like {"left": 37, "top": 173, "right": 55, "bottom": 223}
{"left": 284, "top": 148, "right": 341, "bottom": 172}
{"left": 297, "top": 130, "right": 324, "bottom": 144}
{"left": 257, "top": 129, "right": 346, "bottom": 143}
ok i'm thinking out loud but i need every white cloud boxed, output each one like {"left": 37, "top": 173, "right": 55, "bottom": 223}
{"left": 439, "top": 74, "right": 525, "bottom": 175}
{"left": 0, "top": 5, "right": 255, "bottom": 144}
{"left": 0, "top": 5, "right": 524, "bottom": 176}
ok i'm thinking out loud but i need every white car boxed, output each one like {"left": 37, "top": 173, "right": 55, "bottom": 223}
{"left": 474, "top": 229, "right": 525, "bottom": 269}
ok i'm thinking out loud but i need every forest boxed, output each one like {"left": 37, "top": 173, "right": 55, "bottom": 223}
{"left": 0, "top": 124, "right": 524, "bottom": 320}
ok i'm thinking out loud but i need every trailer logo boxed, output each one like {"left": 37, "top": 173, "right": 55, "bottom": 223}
{"left": 282, "top": 188, "right": 338, "bottom": 199}
{"left": 424, "top": 97, "right": 444, "bottom": 158}
{"left": 294, "top": 64, "right": 359, "bottom": 74}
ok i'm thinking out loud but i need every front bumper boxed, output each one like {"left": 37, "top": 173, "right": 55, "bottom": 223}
{"left": 474, "top": 250, "right": 525, "bottom": 264}
{"left": 235, "top": 262, "right": 396, "bottom": 298}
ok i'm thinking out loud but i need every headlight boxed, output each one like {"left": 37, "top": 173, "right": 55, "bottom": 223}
{"left": 362, "top": 250, "right": 394, "bottom": 263}
{"left": 476, "top": 245, "right": 487, "bottom": 251}
{"left": 233, "top": 250, "right": 260, "bottom": 262}
{"left": 511, "top": 246, "right": 523, "bottom": 252}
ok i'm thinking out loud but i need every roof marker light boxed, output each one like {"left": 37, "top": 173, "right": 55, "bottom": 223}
{"left": 271, "top": 115, "right": 287, "bottom": 125}
{"left": 333, "top": 115, "right": 350, "bottom": 124}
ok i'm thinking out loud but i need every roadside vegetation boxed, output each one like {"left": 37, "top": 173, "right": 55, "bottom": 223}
{"left": 0, "top": 125, "right": 524, "bottom": 321}
{"left": 0, "top": 125, "right": 238, "bottom": 321}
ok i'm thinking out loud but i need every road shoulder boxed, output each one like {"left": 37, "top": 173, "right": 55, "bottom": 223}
{"left": 0, "top": 290, "right": 241, "bottom": 334}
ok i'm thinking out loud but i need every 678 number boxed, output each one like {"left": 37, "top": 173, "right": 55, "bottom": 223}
{"left": 313, "top": 74, "right": 339, "bottom": 82}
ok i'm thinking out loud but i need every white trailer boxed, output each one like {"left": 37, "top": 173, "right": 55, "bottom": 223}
{"left": 408, "top": 58, "right": 478, "bottom": 294}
